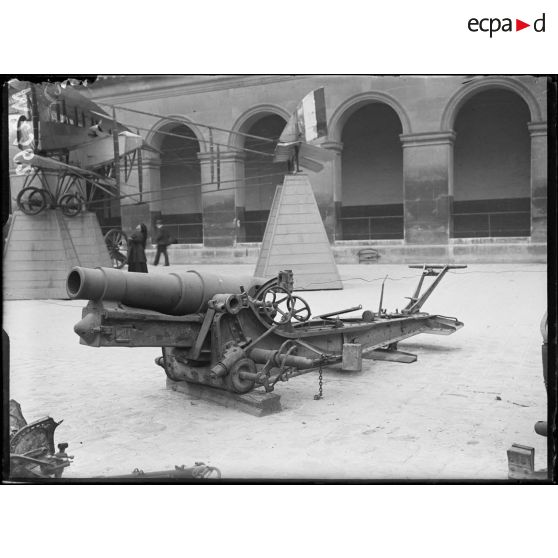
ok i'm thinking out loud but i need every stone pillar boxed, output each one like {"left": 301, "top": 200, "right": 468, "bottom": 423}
{"left": 322, "top": 140, "right": 343, "bottom": 241}
{"left": 141, "top": 153, "right": 162, "bottom": 235}
{"left": 220, "top": 151, "right": 246, "bottom": 243}
{"left": 198, "top": 151, "right": 237, "bottom": 247}
{"left": 400, "top": 132, "right": 455, "bottom": 244}
{"left": 528, "top": 122, "right": 547, "bottom": 242}
{"left": 119, "top": 152, "right": 155, "bottom": 239}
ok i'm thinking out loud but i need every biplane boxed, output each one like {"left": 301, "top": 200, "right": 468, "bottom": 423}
{"left": 8, "top": 79, "right": 150, "bottom": 266}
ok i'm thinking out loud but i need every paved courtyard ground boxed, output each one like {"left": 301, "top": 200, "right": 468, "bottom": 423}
{"left": 4, "top": 263, "right": 548, "bottom": 480}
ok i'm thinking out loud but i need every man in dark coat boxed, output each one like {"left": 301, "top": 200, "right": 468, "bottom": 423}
{"left": 127, "top": 223, "right": 148, "bottom": 273}
{"left": 153, "top": 219, "right": 171, "bottom": 266}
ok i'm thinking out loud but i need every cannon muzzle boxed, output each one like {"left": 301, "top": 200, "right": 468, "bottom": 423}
{"left": 67, "top": 266, "right": 262, "bottom": 316}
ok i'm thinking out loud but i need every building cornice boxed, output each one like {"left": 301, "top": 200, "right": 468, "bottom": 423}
{"left": 88, "top": 75, "right": 311, "bottom": 105}
{"left": 198, "top": 150, "right": 246, "bottom": 162}
{"left": 528, "top": 121, "right": 547, "bottom": 137}
{"left": 400, "top": 131, "right": 456, "bottom": 148}
{"left": 321, "top": 140, "right": 344, "bottom": 153}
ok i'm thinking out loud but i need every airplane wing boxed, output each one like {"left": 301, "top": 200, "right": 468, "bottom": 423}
{"left": 16, "top": 152, "right": 118, "bottom": 190}
{"left": 88, "top": 109, "right": 133, "bottom": 134}
{"left": 56, "top": 86, "right": 132, "bottom": 134}
{"left": 9, "top": 80, "right": 138, "bottom": 153}
{"left": 90, "top": 110, "right": 160, "bottom": 154}
{"left": 298, "top": 142, "right": 336, "bottom": 173}
{"left": 68, "top": 131, "right": 144, "bottom": 169}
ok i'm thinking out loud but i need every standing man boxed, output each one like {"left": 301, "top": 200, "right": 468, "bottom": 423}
{"left": 153, "top": 219, "right": 171, "bottom": 266}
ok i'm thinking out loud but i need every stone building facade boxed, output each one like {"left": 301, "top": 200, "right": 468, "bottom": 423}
{"left": 87, "top": 75, "right": 548, "bottom": 262}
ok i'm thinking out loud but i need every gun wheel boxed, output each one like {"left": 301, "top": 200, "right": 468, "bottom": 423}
{"left": 226, "top": 358, "right": 256, "bottom": 394}
{"left": 104, "top": 228, "right": 128, "bottom": 269}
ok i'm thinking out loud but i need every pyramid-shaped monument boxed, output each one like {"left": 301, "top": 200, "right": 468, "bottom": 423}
{"left": 3, "top": 210, "right": 112, "bottom": 300}
{"left": 254, "top": 173, "right": 342, "bottom": 290}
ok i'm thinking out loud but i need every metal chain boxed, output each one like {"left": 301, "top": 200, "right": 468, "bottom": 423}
{"left": 313, "top": 365, "right": 323, "bottom": 400}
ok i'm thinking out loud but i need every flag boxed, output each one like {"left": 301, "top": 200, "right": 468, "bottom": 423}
{"left": 296, "top": 87, "right": 327, "bottom": 142}
{"left": 274, "top": 87, "right": 332, "bottom": 170}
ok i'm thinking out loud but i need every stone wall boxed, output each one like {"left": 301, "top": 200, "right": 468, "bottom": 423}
{"left": 84, "top": 75, "right": 548, "bottom": 260}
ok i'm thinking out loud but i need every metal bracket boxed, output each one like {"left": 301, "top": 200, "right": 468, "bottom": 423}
{"left": 507, "top": 443, "right": 548, "bottom": 480}
{"left": 189, "top": 308, "right": 216, "bottom": 360}
{"left": 403, "top": 264, "right": 467, "bottom": 314}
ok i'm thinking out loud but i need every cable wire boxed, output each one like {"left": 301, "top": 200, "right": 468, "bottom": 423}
{"left": 301, "top": 268, "right": 546, "bottom": 289}
{"left": 110, "top": 117, "right": 276, "bottom": 159}
{"left": 96, "top": 102, "right": 280, "bottom": 145}
{"left": 79, "top": 170, "right": 289, "bottom": 209}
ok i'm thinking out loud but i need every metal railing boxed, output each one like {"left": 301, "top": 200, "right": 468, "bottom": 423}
{"left": 338, "top": 215, "right": 404, "bottom": 241}
{"left": 163, "top": 223, "right": 203, "bottom": 244}
{"left": 99, "top": 208, "right": 531, "bottom": 245}
{"left": 452, "top": 210, "right": 530, "bottom": 238}
{"left": 243, "top": 218, "right": 268, "bottom": 243}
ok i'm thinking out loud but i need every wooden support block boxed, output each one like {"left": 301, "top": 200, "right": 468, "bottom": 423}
{"left": 342, "top": 343, "right": 362, "bottom": 371}
{"left": 363, "top": 349, "right": 417, "bottom": 363}
{"left": 506, "top": 443, "right": 548, "bottom": 480}
{"left": 166, "top": 378, "right": 282, "bottom": 417}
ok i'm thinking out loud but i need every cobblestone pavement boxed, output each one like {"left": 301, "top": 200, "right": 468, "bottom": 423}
{"left": 4, "top": 263, "right": 548, "bottom": 479}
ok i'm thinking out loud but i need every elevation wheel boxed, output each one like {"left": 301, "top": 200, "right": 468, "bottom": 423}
{"left": 287, "top": 296, "right": 311, "bottom": 323}
{"left": 253, "top": 281, "right": 312, "bottom": 326}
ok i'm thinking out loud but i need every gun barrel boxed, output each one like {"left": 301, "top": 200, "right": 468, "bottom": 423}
{"left": 67, "top": 266, "right": 260, "bottom": 316}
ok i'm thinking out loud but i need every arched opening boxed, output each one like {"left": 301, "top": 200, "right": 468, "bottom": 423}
{"left": 452, "top": 89, "right": 531, "bottom": 238}
{"left": 340, "top": 103, "right": 403, "bottom": 240}
{"left": 243, "top": 114, "right": 288, "bottom": 242}
{"left": 159, "top": 123, "right": 202, "bottom": 243}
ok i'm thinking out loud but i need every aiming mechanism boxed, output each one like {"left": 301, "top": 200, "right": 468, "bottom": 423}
{"left": 68, "top": 265, "right": 465, "bottom": 395}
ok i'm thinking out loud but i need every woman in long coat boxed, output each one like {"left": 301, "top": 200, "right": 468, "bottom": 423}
{"left": 127, "top": 223, "right": 148, "bottom": 273}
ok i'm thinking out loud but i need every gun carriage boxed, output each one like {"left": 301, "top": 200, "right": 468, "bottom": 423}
{"left": 69, "top": 265, "right": 465, "bottom": 396}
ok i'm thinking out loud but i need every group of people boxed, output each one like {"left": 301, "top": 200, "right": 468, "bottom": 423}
{"left": 127, "top": 219, "right": 173, "bottom": 273}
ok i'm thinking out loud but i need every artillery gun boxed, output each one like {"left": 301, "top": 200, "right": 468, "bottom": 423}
{"left": 8, "top": 400, "right": 220, "bottom": 480}
{"left": 9, "top": 400, "right": 73, "bottom": 479}
{"left": 68, "top": 265, "right": 466, "bottom": 395}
